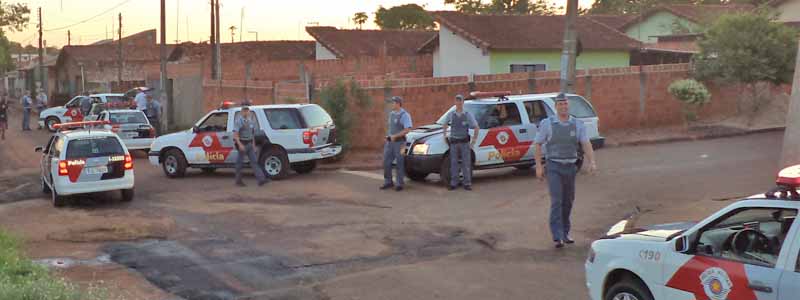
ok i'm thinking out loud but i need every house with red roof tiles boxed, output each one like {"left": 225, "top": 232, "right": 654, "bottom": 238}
{"left": 305, "top": 26, "right": 436, "bottom": 60}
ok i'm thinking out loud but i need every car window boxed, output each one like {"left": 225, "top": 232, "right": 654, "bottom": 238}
{"left": 557, "top": 96, "right": 597, "bottom": 118}
{"left": 66, "top": 137, "right": 124, "bottom": 159}
{"left": 110, "top": 112, "right": 148, "bottom": 124}
{"left": 66, "top": 97, "right": 83, "bottom": 107}
{"left": 106, "top": 96, "right": 127, "bottom": 104}
{"left": 796, "top": 248, "right": 800, "bottom": 272}
{"left": 436, "top": 103, "right": 520, "bottom": 129}
{"left": 233, "top": 111, "right": 262, "bottom": 130}
{"left": 300, "top": 105, "right": 333, "bottom": 127}
{"left": 524, "top": 100, "right": 551, "bottom": 125}
{"left": 695, "top": 208, "right": 797, "bottom": 268}
{"left": 198, "top": 112, "right": 229, "bottom": 132}
{"left": 264, "top": 109, "right": 303, "bottom": 130}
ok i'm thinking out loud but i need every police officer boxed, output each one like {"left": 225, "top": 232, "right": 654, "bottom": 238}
{"left": 20, "top": 90, "right": 32, "bottom": 131}
{"left": 233, "top": 106, "right": 269, "bottom": 187}
{"left": 442, "top": 94, "right": 479, "bottom": 191}
{"left": 35, "top": 89, "right": 47, "bottom": 129}
{"left": 534, "top": 93, "right": 597, "bottom": 249}
{"left": 381, "top": 96, "right": 413, "bottom": 191}
{"left": 144, "top": 94, "right": 162, "bottom": 136}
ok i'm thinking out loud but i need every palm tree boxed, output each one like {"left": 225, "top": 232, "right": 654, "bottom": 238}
{"left": 353, "top": 12, "right": 368, "bottom": 29}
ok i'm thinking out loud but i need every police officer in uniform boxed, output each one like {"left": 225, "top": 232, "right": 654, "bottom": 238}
{"left": 381, "top": 96, "right": 413, "bottom": 191}
{"left": 233, "top": 106, "right": 269, "bottom": 187}
{"left": 144, "top": 94, "right": 162, "bottom": 136}
{"left": 442, "top": 94, "right": 479, "bottom": 191}
{"left": 534, "top": 93, "right": 597, "bottom": 249}
{"left": 20, "top": 90, "right": 32, "bottom": 131}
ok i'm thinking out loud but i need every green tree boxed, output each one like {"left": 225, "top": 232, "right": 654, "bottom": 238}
{"left": 375, "top": 4, "right": 435, "bottom": 30}
{"left": 0, "top": 2, "right": 29, "bottom": 32}
{"left": 668, "top": 79, "right": 711, "bottom": 128}
{"left": 587, "top": 0, "right": 770, "bottom": 15}
{"left": 444, "top": 0, "right": 486, "bottom": 14}
{"left": 693, "top": 10, "right": 798, "bottom": 116}
{"left": 353, "top": 12, "right": 368, "bottom": 29}
{"left": 445, "top": 0, "right": 561, "bottom": 15}
{"left": 317, "top": 80, "right": 372, "bottom": 151}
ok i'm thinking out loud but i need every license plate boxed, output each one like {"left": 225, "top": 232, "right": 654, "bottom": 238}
{"left": 320, "top": 148, "right": 335, "bottom": 157}
{"left": 125, "top": 132, "right": 138, "bottom": 138}
{"left": 85, "top": 166, "right": 108, "bottom": 175}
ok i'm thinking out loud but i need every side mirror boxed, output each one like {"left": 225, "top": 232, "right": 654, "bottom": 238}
{"left": 192, "top": 126, "right": 199, "bottom": 133}
{"left": 34, "top": 146, "right": 43, "bottom": 153}
{"left": 674, "top": 236, "right": 690, "bottom": 253}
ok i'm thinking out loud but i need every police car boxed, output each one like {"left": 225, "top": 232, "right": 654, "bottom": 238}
{"left": 35, "top": 121, "right": 135, "bottom": 207}
{"left": 148, "top": 102, "right": 341, "bottom": 179}
{"left": 404, "top": 91, "right": 604, "bottom": 184}
{"left": 39, "top": 93, "right": 130, "bottom": 132}
{"left": 585, "top": 166, "right": 800, "bottom": 300}
{"left": 94, "top": 109, "right": 156, "bottom": 151}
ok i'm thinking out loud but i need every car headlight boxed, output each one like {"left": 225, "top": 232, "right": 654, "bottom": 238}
{"left": 412, "top": 144, "right": 429, "bottom": 155}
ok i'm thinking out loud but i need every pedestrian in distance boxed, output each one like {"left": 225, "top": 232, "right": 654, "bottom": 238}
{"left": 135, "top": 88, "right": 148, "bottom": 111}
{"left": 442, "top": 94, "right": 479, "bottom": 191}
{"left": 35, "top": 89, "right": 48, "bottom": 129}
{"left": 0, "top": 97, "right": 8, "bottom": 140}
{"left": 534, "top": 93, "right": 597, "bottom": 249}
{"left": 20, "top": 90, "right": 32, "bottom": 131}
{"left": 233, "top": 106, "right": 269, "bottom": 187}
{"left": 144, "top": 94, "right": 162, "bottom": 136}
{"left": 381, "top": 96, "right": 413, "bottom": 192}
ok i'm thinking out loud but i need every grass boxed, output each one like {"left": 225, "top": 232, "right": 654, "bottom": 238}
{"left": 0, "top": 230, "right": 108, "bottom": 300}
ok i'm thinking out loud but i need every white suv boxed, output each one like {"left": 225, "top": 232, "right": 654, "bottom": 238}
{"left": 148, "top": 103, "right": 341, "bottom": 179}
{"left": 39, "top": 93, "right": 131, "bottom": 132}
{"left": 36, "top": 121, "right": 135, "bottom": 207}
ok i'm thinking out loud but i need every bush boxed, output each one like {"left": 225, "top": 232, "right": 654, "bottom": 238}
{"left": 669, "top": 79, "right": 711, "bottom": 106}
{"left": 0, "top": 230, "right": 107, "bottom": 300}
{"left": 318, "top": 80, "right": 371, "bottom": 151}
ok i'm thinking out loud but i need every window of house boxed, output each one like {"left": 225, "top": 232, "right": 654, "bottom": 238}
{"left": 510, "top": 64, "right": 547, "bottom": 73}
{"left": 197, "top": 112, "right": 229, "bottom": 132}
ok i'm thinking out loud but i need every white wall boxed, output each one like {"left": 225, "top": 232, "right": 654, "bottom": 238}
{"left": 436, "top": 25, "right": 490, "bottom": 77}
{"left": 776, "top": 0, "right": 800, "bottom": 22}
{"left": 433, "top": 46, "right": 441, "bottom": 77}
{"left": 315, "top": 42, "right": 338, "bottom": 60}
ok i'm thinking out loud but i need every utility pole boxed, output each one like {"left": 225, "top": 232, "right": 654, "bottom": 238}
{"left": 210, "top": 0, "right": 217, "bottom": 79}
{"left": 239, "top": 7, "right": 243, "bottom": 42}
{"left": 37, "top": 7, "right": 43, "bottom": 92}
{"left": 215, "top": 0, "right": 222, "bottom": 80}
{"left": 118, "top": 13, "right": 122, "bottom": 87}
{"left": 559, "top": 0, "right": 578, "bottom": 94}
{"left": 780, "top": 36, "right": 800, "bottom": 168}
{"left": 175, "top": 0, "right": 180, "bottom": 43}
{"left": 67, "top": 30, "right": 71, "bottom": 46}
{"left": 229, "top": 26, "right": 236, "bottom": 43}
{"left": 160, "top": 0, "right": 168, "bottom": 134}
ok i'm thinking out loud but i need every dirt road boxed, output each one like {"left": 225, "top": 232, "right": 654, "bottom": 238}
{"left": 0, "top": 104, "right": 785, "bottom": 300}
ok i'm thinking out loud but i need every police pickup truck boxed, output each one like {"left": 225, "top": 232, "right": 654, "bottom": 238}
{"left": 585, "top": 165, "right": 800, "bottom": 300}
{"left": 39, "top": 93, "right": 131, "bottom": 132}
{"left": 403, "top": 91, "right": 604, "bottom": 185}
{"left": 148, "top": 102, "right": 341, "bottom": 179}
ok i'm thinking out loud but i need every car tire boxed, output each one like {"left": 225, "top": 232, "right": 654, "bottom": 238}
{"left": 51, "top": 187, "right": 66, "bottom": 208}
{"left": 162, "top": 149, "right": 188, "bottom": 178}
{"left": 121, "top": 189, "right": 134, "bottom": 202}
{"left": 201, "top": 167, "right": 217, "bottom": 174}
{"left": 406, "top": 170, "right": 429, "bottom": 182}
{"left": 41, "top": 177, "right": 51, "bottom": 194}
{"left": 291, "top": 161, "right": 317, "bottom": 174}
{"left": 45, "top": 117, "right": 60, "bottom": 132}
{"left": 604, "top": 278, "right": 654, "bottom": 300}
{"left": 260, "top": 147, "right": 289, "bottom": 180}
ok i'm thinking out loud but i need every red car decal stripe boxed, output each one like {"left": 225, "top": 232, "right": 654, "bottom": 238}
{"left": 188, "top": 132, "right": 233, "bottom": 164}
{"left": 666, "top": 256, "right": 757, "bottom": 300}
{"left": 478, "top": 127, "right": 532, "bottom": 162}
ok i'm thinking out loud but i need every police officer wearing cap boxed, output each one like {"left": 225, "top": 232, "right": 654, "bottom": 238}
{"left": 381, "top": 96, "right": 413, "bottom": 191}
{"left": 442, "top": 94, "right": 479, "bottom": 191}
{"left": 234, "top": 106, "right": 269, "bottom": 187}
{"left": 534, "top": 93, "right": 597, "bottom": 249}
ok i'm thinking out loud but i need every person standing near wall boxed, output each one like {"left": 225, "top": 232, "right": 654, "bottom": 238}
{"left": 233, "top": 106, "right": 269, "bottom": 187}
{"left": 442, "top": 94, "right": 479, "bottom": 191}
{"left": 145, "top": 94, "right": 162, "bottom": 136}
{"left": 381, "top": 96, "right": 413, "bottom": 192}
{"left": 20, "top": 90, "right": 31, "bottom": 131}
{"left": 35, "top": 89, "right": 47, "bottom": 130}
{"left": 0, "top": 97, "right": 8, "bottom": 140}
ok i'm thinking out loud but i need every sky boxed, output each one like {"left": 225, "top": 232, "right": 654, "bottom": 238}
{"left": 6, "top": 0, "right": 595, "bottom": 48}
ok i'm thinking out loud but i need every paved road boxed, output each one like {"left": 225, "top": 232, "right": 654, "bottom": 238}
{"left": 0, "top": 103, "right": 786, "bottom": 300}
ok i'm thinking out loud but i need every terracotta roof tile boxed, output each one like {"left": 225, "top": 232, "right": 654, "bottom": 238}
{"left": 306, "top": 26, "right": 436, "bottom": 58}
{"left": 59, "top": 44, "right": 174, "bottom": 63}
{"left": 171, "top": 41, "right": 315, "bottom": 62}
{"left": 432, "top": 11, "right": 640, "bottom": 51}
{"left": 586, "top": 15, "right": 638, "bottom": 31}
{"left": 619, "top": 4, "right": 754, "bottom": 30}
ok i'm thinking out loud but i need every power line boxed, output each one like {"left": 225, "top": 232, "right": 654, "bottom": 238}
{"left": 43, "top": 0, "right": 135, "bottom": 32}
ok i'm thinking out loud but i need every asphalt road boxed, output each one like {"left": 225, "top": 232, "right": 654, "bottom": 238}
{"left": 0, "top": 103, "right": 787, "bottom": 300}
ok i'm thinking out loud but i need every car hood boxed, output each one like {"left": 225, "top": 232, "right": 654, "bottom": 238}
{"left": 406, "top": 124, "right": 444, "bottom": 143}
{"left": 610, "top": 221, "right": 696, "bottom": 242}
{"left": 41, "top": 106, "right": 66, "bottom": 115}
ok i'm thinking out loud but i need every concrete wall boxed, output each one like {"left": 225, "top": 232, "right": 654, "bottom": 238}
{"left": 489, "top": 50, "right": 630, "bottom": 73}
{"left": 776, "top": 0, "right": 800, "bottom": 22}
{"left": 316, "top": 42, "right": 338, "bottom": 60}
{"left": 437, "top": 25, "right": 491, "bottom": 77}
{"left": 433, "top": 47, "right": 441, "bottom": 77}
{"left": 625, "top": 11, "right": 698, "bottom": 43}
{"left": 172, "top": 76, "right": 206, "bottom": 129}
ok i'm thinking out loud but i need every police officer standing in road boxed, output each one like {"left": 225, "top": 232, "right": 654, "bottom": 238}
{"left": 234, "top": 106, "right": 269, "bottom": 187}
{"left": 35, "top": 89, "right": 47, "bottom": 129}
{"left": 534, "top": 93, "right": 597, "bottom": 249}
{"left": 144, "top": 94, "right": 162, "bottom": 136}
{"left": 442, "top": 94, "right": 479, "bottom": 191}
{"left": 381, "top": 96, "right": 413, "bottom": 191}
{"left": 20, "top": 90, "right": 32, "bottom": 131}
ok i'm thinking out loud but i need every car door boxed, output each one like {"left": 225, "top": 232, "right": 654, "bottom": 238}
{"left": 40, "top": 135, "right": 56, "bottom": 183}
{"left": 777, "top": 215, "right": 798, "bottom": 300}
{"left": 662, "top": 207, "right": 796, "bottom": 300}
{"left": 520, "top": 100, "right": 553, "bottom": 161}
{"left": 186, "top": 111, "right": 234, "bottom": 165}
{"left": 474, "top": 102, "right": 530, "bottom": 166}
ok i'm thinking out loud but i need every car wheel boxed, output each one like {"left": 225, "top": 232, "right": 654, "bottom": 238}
{"left": 260, "top": 147, "right": 289, "bottom": 180}
{"left": 201, "top": 167, "right": 217, "bottom": 174}
{"left": 121, "top": 189, "right": 134, "bottom": 202}
{"left": 41, "top": 177, "right": 51, "bottom": 194}
{"left": 406, "top": 170, "right": 429, "bottom": 182}
{"left": 604, "top": 279, "right": 654, "bottom": 300}
{"left": 291, "top": 161, "right": 317, "bottom": 174}
{"left": 51, "top": 187, "right": 66, "bottom": 208}
{"left": 45, "top": 117, "right": 60, "bottom": 132}
{"left": 162, "top": 149, "right": 187, "bottom": 178}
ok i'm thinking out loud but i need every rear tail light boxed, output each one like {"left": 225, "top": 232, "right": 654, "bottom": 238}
{"left": 124, "top": 154, "right": 133, "bottom": 170}
{"left": 303, "top": 130, "right": 315, "bottom": 147}
{"left": 149, "top": 126, "right": 156, "bottom": 137}
{"left": 58, "top": 160, "right": 69, "bottom": 176}
{"left": 58, "top": 159, "right": 85, "bottom": 176}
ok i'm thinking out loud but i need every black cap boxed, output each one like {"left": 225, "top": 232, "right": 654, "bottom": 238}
{"left": 555, "top": 93, "right": 568, "bottom": 102}
{"left": 455, "top": 94, "right": 464, "bottom": 101}
{"left": 241, "top": 105, "right": 250, "bottom": 111}
{"left": 391, "top": 96, "right": 403, "bottom": 104}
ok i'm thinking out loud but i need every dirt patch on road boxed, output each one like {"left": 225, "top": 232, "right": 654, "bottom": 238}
{"left": 47, "top": 222, "right": 172, "bottom": 243}
{"left": 0, "top": 172, "right": 43, "bottom": 203}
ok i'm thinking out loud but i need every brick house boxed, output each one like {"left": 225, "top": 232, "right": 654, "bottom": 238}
{"left": 618, "top": 4, "right": 754, "bottom": 43}
{"left": 305, "top": 26, "right": 436, "bottom": 61}
{"left": 424, "top": 11, "right": 640, "bottom": 77}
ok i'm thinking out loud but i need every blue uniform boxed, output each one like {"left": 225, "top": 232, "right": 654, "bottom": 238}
{"left": 383, "top": 108, "right": 412, "bottom": 187}
{"left": 233, "top": 114, "right": 267, "bottom": 184}
{"left": 445, "top": 110, "right": 478, "bottom": 187}
{"left": 21, "top": 95, "right": 32, "bottom": 130}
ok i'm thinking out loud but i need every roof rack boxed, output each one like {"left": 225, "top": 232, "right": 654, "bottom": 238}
{"left": 467, "top": 91, "right": 512, "bottom": 102}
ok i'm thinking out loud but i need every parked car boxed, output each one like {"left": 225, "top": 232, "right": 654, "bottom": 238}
{"left": 35, "top": 120, "right": 135, "bottom": 207}
{"left": 95, "top": 109, "right": 156, "bottom": 151}
{"left": 585, "top": 165, "right": 800, "bottom": 300}
{"left": 39, "top": 93, "right": 131, "bottom": 132}
{"left": 148, "top": 102, "right": 341, "bottom": 179}
{"left": 403, "top": 92, "right": 604, "bottom": 184}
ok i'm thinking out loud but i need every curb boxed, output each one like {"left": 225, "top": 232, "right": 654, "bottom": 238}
{"left": 318, "top": 127, "right": 786, "bottom": 171}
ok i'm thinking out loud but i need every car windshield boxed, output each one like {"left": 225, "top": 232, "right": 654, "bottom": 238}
{"left": 562, "top": 96, "right": 597, "bottom": 118}
{"left": 66, "top": 137, "right": 124, "bottom": 159}
{"left": 300, "top": 105, "right": 333, "bottom": 127}
{"left": 110, "top": 112, "right": 148, "bottom": 124}
{"left": 436, "top": 103, "right": 516, "bottom": 129}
